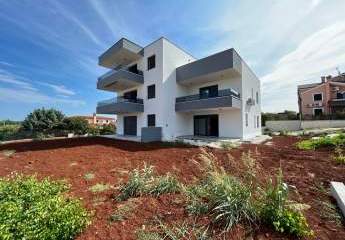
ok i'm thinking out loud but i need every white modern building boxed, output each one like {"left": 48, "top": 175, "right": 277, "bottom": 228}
{"left": 96, "top": 37, "right": 261, "bottom": 142}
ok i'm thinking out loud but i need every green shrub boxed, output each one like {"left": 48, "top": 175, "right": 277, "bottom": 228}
{"left": 87, "top": 125, "right": 101, "bottom": 136}
{"left": 22, "top": 108, "right": 65, "bottom": 132}
{"left": 100, "top": 124, "right": 116, "bottom": 135}
{"left": 260, "top": 170, "right": 313, "bottom": 238}
{"left": 0, "top": 174, "right": 90, "bottom": 239}
{"left": 0, "top": 124, "right": 20, "bottom": 141}
{"left": 63, "top": 116, "right": 89, "bottom": 135}
{"left": 296, "top": 134, "right": 345, "bottom": 150}
{"left": 117, "top": 164, "right": 180, "bottom": 201}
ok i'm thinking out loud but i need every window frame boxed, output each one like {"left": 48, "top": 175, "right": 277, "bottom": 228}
{"left": 147, "top": 114, "right": 156, "bottom": 127}
{"left": 313, "top": 93, "right": 323, "bottom": 102}
{"left": 147, "top": 55, "right": 156, "bottom": 70}
{"left": 147, "top": 84, "right": 156, "bottom": 99}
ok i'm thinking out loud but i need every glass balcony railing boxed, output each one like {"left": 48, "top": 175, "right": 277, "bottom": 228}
{"left": 97, "top": 96, "right": 144, "bottom": 107}
{"left": 176, "top": 88, "right": 240, "bottom": 103}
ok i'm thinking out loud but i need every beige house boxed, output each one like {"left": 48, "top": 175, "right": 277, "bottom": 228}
{"left": 298, "top": 73, "right": 345, "bottom": 118}
{"left": 77, "top": 113, "right": 116, "bottom": 126}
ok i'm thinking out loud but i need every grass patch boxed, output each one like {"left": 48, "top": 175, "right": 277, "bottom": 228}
{"left": 316, "top": 199, "right": 344, "bottom": 226}
{"left": 1, "top": 149, "right": 16, "bottom": 157}
{"left": 89, "top": 183, "right": 111, "bottom": 193}
{"left": 220, "top": 142, "right": 237, "bottom": 150}
{"left": 84, "top": 172, "right": 95, "bottom": 180}
{"left": 296, "top": 133, "right": 345, "bottom": 150}
{"left": 183, "top": 150, "right": 313, "bottom": 238}
{"left": 0, "top": 174, "right": 90, "bottom": 239}
{"left": 136, "top": 220, "right": 209, "bottom": 240}
{"left": 117, "top": 163, "right": 180, "bottom": 201}
{"left": 109, "top": 199, "right": 137, "bottom": 222}
{"left": 333, "top": 146, "right": 345, "bottom": 164}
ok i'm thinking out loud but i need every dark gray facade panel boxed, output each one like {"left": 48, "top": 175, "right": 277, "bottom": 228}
{"left": 97, "top": 69, "right": 144, "bottom": 90}
{"left": 176, "top": 49, "right": 242, "bottom": 83}
{"left": 96, "top": 102, "right": 144, "bottom": 114}
{"left": 141, "top": 127, "right": 162, "bottom": 142}
{"left": 175, "top": 96, "right": 241, "bottom": 112}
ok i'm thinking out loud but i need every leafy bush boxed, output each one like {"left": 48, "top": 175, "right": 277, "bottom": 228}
{"left": 100, "top": 124, "right": 116, "bottom": 135}
{"left": 87, "top": 125, "right": 101, "bottom": 136}
{"left": 0, "top": 174, "right": 90, "bottom": 239}
{"left": 117, "top": 164, "right": 180, "bottom": 201}
{"left": 260, "top": 170, "right": 313, "bottom": 238}
{"left": 22, "top": 108, "right": 65, "bottom": 132}
{"left": 0, "top": 124, "right": 20, "bottom": 141}
{"left": 63, "top": 116, "right": 89, "bottom": 135}
{"left": 296, "top": 133, "right": 345, "bottom": 150}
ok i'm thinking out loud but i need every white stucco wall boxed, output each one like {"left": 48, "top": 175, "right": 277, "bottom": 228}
{"left": 241, "top": 60, "right": 262, "bottom": 139}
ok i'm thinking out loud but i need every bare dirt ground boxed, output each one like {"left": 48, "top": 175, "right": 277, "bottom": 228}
{"left": 0, "top": 136, "right": 344, "bottom": 240}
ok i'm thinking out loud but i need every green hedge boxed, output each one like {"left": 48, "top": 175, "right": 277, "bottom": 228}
{"left": 0, "top": 174, "right": 90, "bottom": 239}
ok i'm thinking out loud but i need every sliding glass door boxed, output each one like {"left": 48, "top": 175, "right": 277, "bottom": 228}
{"left": 194, "top": 115, "right": 219, "bottom": 137}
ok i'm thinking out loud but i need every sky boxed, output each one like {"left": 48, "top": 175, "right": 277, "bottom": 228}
{"left": 1, "top": 0, "right": 345, "bottom": 120}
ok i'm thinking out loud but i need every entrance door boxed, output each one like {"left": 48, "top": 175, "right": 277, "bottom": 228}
{"left": 124, "top": 116, "right": 137, "bottom": 136}
{"left": 194, "top": 115, "right": 219, "bottom": 137}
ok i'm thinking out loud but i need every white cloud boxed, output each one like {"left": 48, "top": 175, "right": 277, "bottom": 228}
{"left": 39, "top": 82, "right": 75, "bottom": 96}
{"left": 0, "top": 68, "right": 37, "bottom": 91}
{"left": 0, "top": 86, "right": 85, "bottom": 107}
{"left": 0, "top": 61, "right": 14, "bottom": 67}
{"left": 261, "top": 21, "right": 345, "bottom": 112}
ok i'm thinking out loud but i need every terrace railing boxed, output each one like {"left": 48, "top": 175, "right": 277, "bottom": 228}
{"left": 176, "top": 88, "right": 240, "bottom": 103}
{"left": 97, "top": 96, "right": 144, "bottom": 107}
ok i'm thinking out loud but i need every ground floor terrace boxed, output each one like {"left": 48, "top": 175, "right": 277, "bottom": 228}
{"left": 116, "top": 109, "right": 261, "bottom": 142}
{"left": 0, "top": 136, "right": 344, "bottom": 239}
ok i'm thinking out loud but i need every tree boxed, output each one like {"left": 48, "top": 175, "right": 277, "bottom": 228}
{"left": 22, "top": 108, "right": 65, "bottom": 132}
{"left": 63, "top": 117, "right": 89, "bottom": 135}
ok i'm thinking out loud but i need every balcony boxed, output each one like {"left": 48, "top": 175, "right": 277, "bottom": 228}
{"left": 96, "top": 97, "right": 144, "bottom": 114}
{"left": 175, "top": 88, "right": 241, "bottom": 112}
{"left": 99, "top": 38, "right": 143, "bottom": 68}
{"left": 176, "top": 49, "right": 242, "bottom": 85}
{"left": 97, "top": 69, "right": 144, "bottom": 92}
{"left": 329, "top": 99, "right": 345, "bottom": 107}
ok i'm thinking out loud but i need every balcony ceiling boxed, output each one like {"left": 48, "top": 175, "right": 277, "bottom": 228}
{"left": 99, "top": 38, "right": 143, "bottom": 68}
{"left": 97, "top": 69, "right": 144, "bottom": 92}
{"left": 176, "top": 48, "right": 242, "bottom": 85}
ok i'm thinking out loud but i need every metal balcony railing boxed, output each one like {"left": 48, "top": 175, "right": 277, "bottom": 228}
{"left": 97, "top": 96, "right": 144, "bottom": 107}
{"left": 176, "top": 88, "right": 240, "bottom": 103}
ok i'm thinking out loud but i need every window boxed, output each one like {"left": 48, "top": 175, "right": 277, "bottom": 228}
{"left": 245, "top": 113, "right": 248, "bottom": 127}
{"left": 254, "top": 116, "right": 256, "bottom": 128}
{"left": 313, "top": 108, "right": 323, "bottom": 116}
{"left": 147, "top": 114, "right": 156, "bottom": 127}
{"left": 257, "top": 116, "right": 260, "bottom": 128}
{"left": 147, "top": 55, "right": 156, "bottom": 70}
{"left": 256, "top": 92, "right": 259, "bottom": 104}
{"left": 313, "top": 93, "right": 322, "bottom": 101}
{"left": 147, "top": 84, "right": 155, "bottom": 99}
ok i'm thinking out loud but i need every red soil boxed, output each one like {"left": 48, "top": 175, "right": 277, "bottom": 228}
{"left": 0, "top": 136, "right": 344, "bottom": 240}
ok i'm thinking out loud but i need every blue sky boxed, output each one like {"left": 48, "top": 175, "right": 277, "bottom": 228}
{"left": 1, "top": 0, "right": 345, "bottom": 120}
